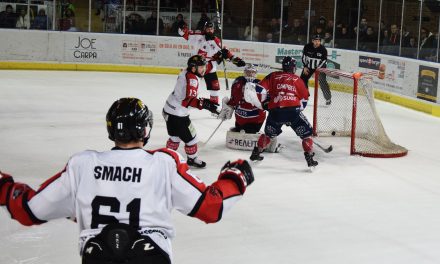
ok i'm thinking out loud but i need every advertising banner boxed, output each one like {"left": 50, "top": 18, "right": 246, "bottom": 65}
{"left": 417, "top": 65, "right": 438, "bottom": 102}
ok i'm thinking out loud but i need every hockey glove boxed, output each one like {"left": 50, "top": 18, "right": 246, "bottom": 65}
{"left": 0, "top": 171, "right": 14, "bottom": 205}
{"left": 232, "top": 57, "right": 246, "bottom": 67}
{"left": 219, "top": 159, "right": 254, "bottom": 194}
{"left": 199, "top": 98, "right": 219, "bottom": 114}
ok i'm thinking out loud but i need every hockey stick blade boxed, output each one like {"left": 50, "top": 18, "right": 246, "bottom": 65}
{"left": 314, "top": 141, "right": 333, "bottom": 153}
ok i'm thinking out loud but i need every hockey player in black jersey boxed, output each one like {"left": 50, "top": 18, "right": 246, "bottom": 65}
{"left": 300, "top": 34, "right": 332, "bottom": 105}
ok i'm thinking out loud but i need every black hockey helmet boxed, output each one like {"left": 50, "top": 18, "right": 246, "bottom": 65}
{"left": 106, "top": 98, "right": 153, "bottom": 145}
{"left": 312, "top": 34, "right": 322, "bottom": 40}
{"left": 187, "top": 55, "right": 207, "bottom": 77}
{"left": 204, "top": 21, "right": 215, "bottom": 30}
{"left": 281, "top": 56, "right": 296, "bottom": 73}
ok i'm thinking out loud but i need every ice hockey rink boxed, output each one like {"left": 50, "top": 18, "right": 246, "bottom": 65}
{"left": 1, "top": 70, "right": 440, "bottom": 264}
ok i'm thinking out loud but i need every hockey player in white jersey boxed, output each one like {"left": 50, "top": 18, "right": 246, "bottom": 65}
{"left": 0, "top": 97, "right": 254, "bottom": 264}
{"left": 163, "top": 55, "right": 220, "bottom": 168}
{"left": 179, "top": 21, "right": 246, "bottom": 104}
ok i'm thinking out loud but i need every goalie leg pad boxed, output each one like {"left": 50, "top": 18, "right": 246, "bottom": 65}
{"left": 226, "top": 130, "right": 260, "bottom": 151}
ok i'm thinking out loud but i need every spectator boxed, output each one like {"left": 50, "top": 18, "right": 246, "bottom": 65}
{"left": 265, "top": 32, "right": 274, "bottom": 43}
{"left": 16, "top": 8, "right": 31, "bottom": 29}
{"left": 389, "top": 24, "right": 400, "bottom": 46}
{"left": 0, "top": 5, "right": 18, "bottom": 29}
{"left": 314, "top": 26, "right": 324, "bottom": 36}
{"left": 126, "top": 13, "right": 144, "bottom": 34}
{"left": 243, "top": 23, "right": 259, "bottom": 41}
{"left": 269, "top": 17, "right": 280, "bottom": 40}
{"left": 223, "top": 16, "right": 239, "bottom": 40}
{"left": 360, "top": 26, "right": 377, "bottom": 52}
{"left": 359, "top": 18, "right": 368, "bottom": 37}
{"left": 316, "top": 16, "right": 326, "bottom": 30}
{"left": 170, "top": 13, "right": 185, "bottom": 36}
{"left": 323, "top": 32, "right": 333, "bottom": 48}
{"left": 145, "top": 10, "right": 164, "bottom": 35}
{"left": 31, "top": 9, "right": 49, "bottom": 30}
{"left": 291, "top": 18, "right": 306, "bottom": 36}
{"left": 326, "top": 19, "right": 334, "bottom": 34}
{"left": 419, "top": 27, "right": 436, "bottom": 61}
{"left": 196, "top": 12, "right": 209, "bottom": 31}
{"left": 59, "top": 8, "right": 76, "bottom": 31}
{"left": 336, "top": 26, "right": 355, "bottom": 50}
{"left": 402, "top": 36, "right": 417, "bottom": 58}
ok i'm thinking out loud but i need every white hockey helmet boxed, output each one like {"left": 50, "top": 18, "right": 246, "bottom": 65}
{"left": 243, "top": 63, "right": 257, "bottom": 82}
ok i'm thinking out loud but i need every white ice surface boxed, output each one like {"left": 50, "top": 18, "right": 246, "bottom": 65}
{"left": 1, "top": 70, "right": 440, "bottom": 264}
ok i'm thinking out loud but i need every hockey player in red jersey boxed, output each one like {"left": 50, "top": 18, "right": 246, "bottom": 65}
{"left": 0, "top": 97, "right": 254, "bottom": 264}
{"left": 163, "top": 55, "right": 220, "bottom": 168}
{"left": 249, "top": 56, "right": 318, "bottom": 168}
{"left": 218, "top": 63, "right": 267, "bottom": 133}
{"left": 179, "top": 21, "right": 246, "bottom": 104}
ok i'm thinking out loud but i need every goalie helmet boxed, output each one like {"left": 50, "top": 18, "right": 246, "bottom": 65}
{"left": 281, "top": 56, "right": 296, "bottom": 73}
{"left": 187, "top": 55, "right": 207, "bottom": 77}
{"left": 106, "top": 98, "right": 153, "bottom": 145}
{"left": 243, "top": 63, "right": 257, "bottom": 82}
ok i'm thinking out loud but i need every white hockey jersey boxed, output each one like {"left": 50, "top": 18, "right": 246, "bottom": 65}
{"left": 179, "top": 28, "right": 223, "bottom": 72}
{"left": 163, "top": 70, "right": 201, "bottom": 117}
{"left": 1, "top": 147, "right": 245, "bottom": 261}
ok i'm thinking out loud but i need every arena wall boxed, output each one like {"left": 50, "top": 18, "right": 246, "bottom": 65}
{"left": 1, "top": 29, "right": 439, "bottom": 116}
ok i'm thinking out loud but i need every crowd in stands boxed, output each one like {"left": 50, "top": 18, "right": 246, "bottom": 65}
{"left": 0, "top": 4, "right": 50, "bottom": 29}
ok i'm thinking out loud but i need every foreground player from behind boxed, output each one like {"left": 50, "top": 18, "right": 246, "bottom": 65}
{"left": 0, "top": 97, "right": 254, "bottom": 264}
{"left": 163, "top": 55, "right": 220, "bottom": 168}
{"left": 250, "top": 56, "right": 318, "bottom": 168}
{"left": 179, "top": 21, "right": 246, "bottom": 103}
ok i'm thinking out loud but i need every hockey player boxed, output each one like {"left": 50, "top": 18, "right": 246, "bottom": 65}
{"left": 300, "top": 34, "right": 332, "bottom": 105}
{"left": 218, "top": 63, "right": 267, "bottom": 133}
{"left": 250, "top": 56, "right": 318, "bottom": 168}
{"left": 179, "top": 21, "right": 246, "bottom": 104}
{"left": 0, "top": 97, "right": 254, "bottom": 264}
{"left": 163, "top": 55, "right": 219, "bottom": 168}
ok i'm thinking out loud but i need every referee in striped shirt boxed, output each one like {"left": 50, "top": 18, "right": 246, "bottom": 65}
{"left": 301, "top": 34, "right": 332, "bottom": 105}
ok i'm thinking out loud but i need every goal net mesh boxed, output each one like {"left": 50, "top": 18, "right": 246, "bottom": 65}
{"left": 312, "top": 69, "right": 408, "bottom": 158}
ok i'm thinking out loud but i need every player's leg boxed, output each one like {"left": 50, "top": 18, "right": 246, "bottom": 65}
{"left": 319, "top": 71, "right": 332, "bottom": 105}
{"left": 163, "top": 110, "right": 181, "bottom": 150}
{"left": 300, "top": 69, "right": 312, "bottom": 89}
{"left": 179, "top": 116, "right": 206, "bottom": 168}
{"left": 290, "top": 111, "right": 318, "bottom": 167}
{"left": 82, "top": 223, "right": 170, "bottom": 264}
{"left": 250, "top": 111, "right": 282, "bottom": 161}
{"left": 204, "top": 71, "right": 220, "bottom": 104}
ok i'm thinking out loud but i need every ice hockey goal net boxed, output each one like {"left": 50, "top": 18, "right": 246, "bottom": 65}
{"left": 312, "top": 68, "right": 408, "bottom": 158}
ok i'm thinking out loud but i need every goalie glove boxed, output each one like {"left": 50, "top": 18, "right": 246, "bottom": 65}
{"left": 243, "top": 82, "right": 263, "bottom": 109}
{"left": 232, "top": 57, "right": 246, "bottom": 67}
{"left": 219, "top": 159, "right": 254, "bottom": 194}
{"left": 218, "top": 97, "right": 234, "bottom": 121}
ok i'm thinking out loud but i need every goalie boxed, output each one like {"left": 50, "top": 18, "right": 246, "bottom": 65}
{"left": 218, "top": 64, "right": 279, "bottom": 152}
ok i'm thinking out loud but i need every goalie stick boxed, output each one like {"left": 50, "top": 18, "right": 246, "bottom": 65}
{"left": 215, "top": 0, "right": 229, "bottom": 90}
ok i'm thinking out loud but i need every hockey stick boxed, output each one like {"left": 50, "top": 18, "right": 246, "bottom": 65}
{"left": 251, "top": 63, "right": 282, "bottom": 71}
{"left": 200, "top": 119, "right": 224, "bottom": 147}
{"left": 215, "top": 0, "right": 229, "bottom": 90}
{"left": 313, "top": 140, "right": 333, "bottom": 153}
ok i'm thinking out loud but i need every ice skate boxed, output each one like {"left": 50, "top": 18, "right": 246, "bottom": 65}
{"left": 304, "top": 152, "right": 318, "bottom": 168}
{"left": 250, "top": 147, "right": 264, "bottom": 161}
{"left": 187, "top": 157, "right": 206, "bottom": 168}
